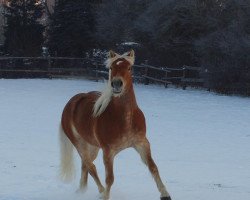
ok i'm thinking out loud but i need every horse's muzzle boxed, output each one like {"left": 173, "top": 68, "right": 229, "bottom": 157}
{"left": 111, "top": 78, "right": 123, "bottom": 94}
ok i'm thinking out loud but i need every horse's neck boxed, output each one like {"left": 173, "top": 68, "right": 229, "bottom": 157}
{"left": 112, "top": 85, "right": 137, "bottom": 111}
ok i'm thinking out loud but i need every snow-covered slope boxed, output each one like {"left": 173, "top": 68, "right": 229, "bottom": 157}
{"left": 0, "top": 79, "right": 249, "bottom": 200}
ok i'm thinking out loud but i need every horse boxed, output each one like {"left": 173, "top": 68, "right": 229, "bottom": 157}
{"left": 59, "top": 50, "right": 172, "bottom": 200}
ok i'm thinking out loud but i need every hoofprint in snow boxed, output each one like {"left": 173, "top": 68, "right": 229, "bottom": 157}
{"left": 0, "top": 79, "right": 249, "bottom": 200}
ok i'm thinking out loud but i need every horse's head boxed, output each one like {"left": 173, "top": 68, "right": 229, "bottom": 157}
{"left": 93, "top": 50, "right": 135, "bottom": 116}
{"left": 106, "top": 50, "right": 135, "bottom": 97}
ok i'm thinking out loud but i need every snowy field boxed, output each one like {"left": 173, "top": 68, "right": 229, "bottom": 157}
{"left": 0, "top": 79, "right": 250, "bottom": 200}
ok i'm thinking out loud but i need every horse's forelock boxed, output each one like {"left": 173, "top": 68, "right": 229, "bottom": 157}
{"left": 105, "top": 53, "right": 135, "bottom": 69}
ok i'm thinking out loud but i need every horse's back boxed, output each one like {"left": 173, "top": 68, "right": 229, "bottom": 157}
{"left": 62, "top": 92, "right": 98, "bottom": 120}
{"left": 61, "top": 91, "right": 100, "bottom": 146}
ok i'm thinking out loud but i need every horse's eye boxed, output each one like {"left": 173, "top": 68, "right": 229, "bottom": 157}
{"left": 128, "top": 67, "right": 131, "bottom": 71}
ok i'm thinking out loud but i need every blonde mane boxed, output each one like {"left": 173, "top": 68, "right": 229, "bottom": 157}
{"left": 92, "top": 50, "right": 135, "bottom": 117}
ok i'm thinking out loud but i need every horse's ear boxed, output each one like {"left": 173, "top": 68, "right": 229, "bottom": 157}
{"left": 108, "top": 50, "right": 116, "bottom": 58}
{"left": 123, "top": 50, "right": 135, "bottom": 65}
{"left": 127, "top": 49, "right": 135, "bottom": 58}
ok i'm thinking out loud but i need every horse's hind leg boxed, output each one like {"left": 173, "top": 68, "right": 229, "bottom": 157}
{"left": 70, "top": 124, "right": 104, "bottom": 194}
{"left": 77, "top": 161, "right": 88, "bottom": 192}
{"left": 79, "top": 144, "right": 104, "bottom": 194}
{"left": 78, "top": 145, "right": 100, "bottom": 191}
{"left": 134, "top": 138, "right": 171, "bottom": 200}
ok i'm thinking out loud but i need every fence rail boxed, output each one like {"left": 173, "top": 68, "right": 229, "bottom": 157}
{"left": 0, "top": 56, "right": 204, "bottom": 89}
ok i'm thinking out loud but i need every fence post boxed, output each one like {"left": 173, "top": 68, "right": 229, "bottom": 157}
{"left": 164, "top": 70, "right": 168, "bottom": 88}
{"left": 247, "top": 85, "right": 250, "bottom": 96}
{"left": 95, "top": 62, "right": 98, "bottom": 82}
{"left": 182, "top": 66, "right": 187, "bottom": 90}
{"left": 144, "top": 60, "right": 149, "bottom": 85}
{"left": 47, "top": 56, "right": 52, "bottom": 79}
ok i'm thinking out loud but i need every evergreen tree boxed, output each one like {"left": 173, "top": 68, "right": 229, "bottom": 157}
{"left": 196, "top": 0, "right": 250, "bottom": 94}
{"left": 47, "top": 0, "right": 96, "bottom": 57}
{"left": 133, "top": 0, "right": 222, "bottom": 66}
{"left": 4, "top": 0, "right": 45, "bottom": 56}
{"left": 96, "top": 0, "right": 151, "bottom": 48}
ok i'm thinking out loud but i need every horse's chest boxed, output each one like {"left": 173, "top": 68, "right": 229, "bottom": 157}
{"left": 108, "top": 113, "right": 132, "bottom": 134}
{"left": 95, "top": 111, "right": 134, "bottom": 147}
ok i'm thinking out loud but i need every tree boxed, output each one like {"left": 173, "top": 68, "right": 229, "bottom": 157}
{"left": 4, "top": 0, "right": 45, "bottom": 56}
{"left": 133, "top": 0, "right": 222, "bottom": 66}
{"left": 96, "top": 0, "right": 151, "bottom": 48}
{"left": 47, "top": 0, "right": 96, "bottom": 57}
{"left": 95, "top": 0, "right": 250, "bottom": 95}
{"left": 196, "top": 0, "right": 250, "bottom": 94}
{"left": 96, "top": 0, "right": 223, "bottom": 65}
{"left": 95, "top": 0, "right": 152, "bottom": 63}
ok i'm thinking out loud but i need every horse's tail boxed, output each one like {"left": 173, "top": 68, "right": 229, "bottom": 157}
{"left": 59, "top": 124, "right": 75, "bottom": 182}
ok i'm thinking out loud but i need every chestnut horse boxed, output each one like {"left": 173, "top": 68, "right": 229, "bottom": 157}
{"left": 59, "top": 50, "right": 172, "bottom": 200}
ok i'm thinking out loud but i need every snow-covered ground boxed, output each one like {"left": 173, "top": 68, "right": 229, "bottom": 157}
{"left": 0, "top": 79, "right": 250, "bottom": 200}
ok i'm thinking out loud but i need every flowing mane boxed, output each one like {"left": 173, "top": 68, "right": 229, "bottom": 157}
{"left": 92, "top": 51, "right": 135, "bottom": 117}
{"left": 93, "top": 84, "right": 112, "bottom": 117}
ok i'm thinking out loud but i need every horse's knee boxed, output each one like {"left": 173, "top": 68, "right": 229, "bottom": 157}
{"left": 147, "top": 157, "right": 159, "bottom": 174}
{"left": 149, "top": 163, "right": 159, "bottom": 175}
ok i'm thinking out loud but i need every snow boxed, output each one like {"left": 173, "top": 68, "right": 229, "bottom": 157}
{"left": 120, "top": 42, "right": 140, "bottom": 46}
{"left": 0, "top": 79, "right": 250, "bottom": 200}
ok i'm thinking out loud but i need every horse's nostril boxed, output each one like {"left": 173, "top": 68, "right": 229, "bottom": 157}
{"left": 119, "top": 80, "right": 123, "bottom": 87}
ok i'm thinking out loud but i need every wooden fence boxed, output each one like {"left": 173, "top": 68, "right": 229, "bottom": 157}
{"left": 0, "top": 56, "right": 204, "bottom": 89}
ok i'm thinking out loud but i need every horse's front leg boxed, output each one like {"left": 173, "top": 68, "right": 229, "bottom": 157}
{"left": 134, "top": 138, "right": 172, "bottom": 200}
{"left": 102, "top": 149, "right": 115, "bottom": 200}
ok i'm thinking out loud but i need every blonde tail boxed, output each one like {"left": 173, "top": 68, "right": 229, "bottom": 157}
{"left": 59, "top": 125, "right": 75, "bottom": 182}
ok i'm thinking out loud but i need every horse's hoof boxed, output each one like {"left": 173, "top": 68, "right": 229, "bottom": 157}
{"left": 98, "top": 192, "right": 110, "bottom": 200}
{"left": 161, "top": 196, "right": 172, "bottom": 200}
{"left": 75, "top": 186, "right": 87, "bottom": 193}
